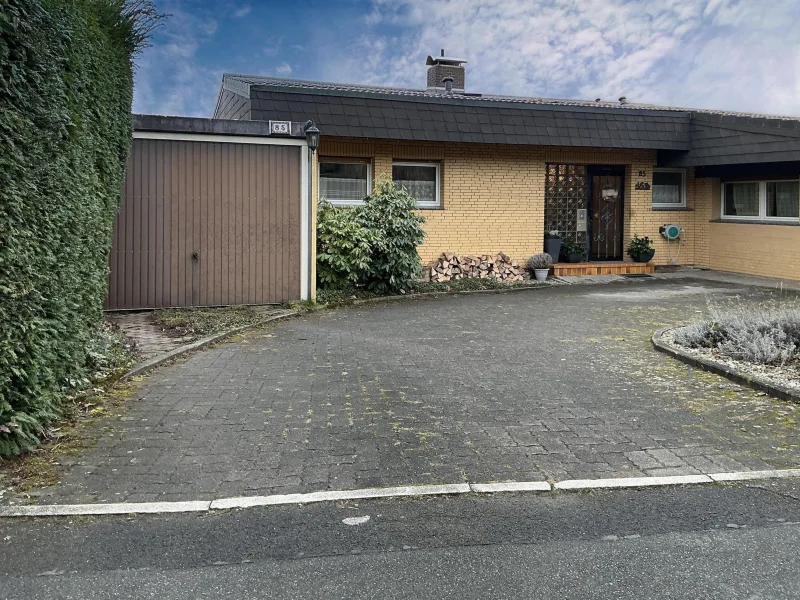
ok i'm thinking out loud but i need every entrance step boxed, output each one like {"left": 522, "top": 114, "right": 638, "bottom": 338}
{"left": 553, "top": 262, "right": 655, "bottom": 277}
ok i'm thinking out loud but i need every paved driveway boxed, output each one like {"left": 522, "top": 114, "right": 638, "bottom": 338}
{"left": 18, "top": 278, "right": 800, "bottom": 504}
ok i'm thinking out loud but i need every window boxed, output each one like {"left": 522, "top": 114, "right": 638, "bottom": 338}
{"left": 319, "top": 159, "right": 371, "bottom": 205}
{"left": 723, "top": 182, "right": 760, "bottom": 217}
{"left": 722, "top": 180, "right": 799, "bottom": 221}
{"left": 767, "top": 181, "right": 800, "bottom": 219}
{"left": 652, "top": 169, "right": 685, "bottom": 208}
{"left": 392, "top": 162, "right": 440, "bottom": 208}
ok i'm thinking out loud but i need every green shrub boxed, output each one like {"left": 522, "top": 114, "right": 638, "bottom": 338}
{"left": 360, "top": 177, "right": 426, "bottom": 293}
{"left": 316, "top": 176, "right": 426, "bottom": 294}
{"left": 0, "top": 0, "right": 162, "bottom": 456}
{"left": 626, "top": 234, "right": 654, "bottom": 258}
{"left": 316, "top": 201, "right": 376, "bottom": 289}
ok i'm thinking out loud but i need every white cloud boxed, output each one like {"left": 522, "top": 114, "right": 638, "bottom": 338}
{"left": 263, "top": 36, "right": 282, "bottom": 57}
{"left": 321, "top": 0, "right": 800, "bottom": 116}
{"left": 276, "top": 62, "right": 293, "bottom": 76}
{"left": 233, "top": 5, "right": 251, "bottom": 18}
{"left": 133, "top": 5, "right": 222, "bottom": 117}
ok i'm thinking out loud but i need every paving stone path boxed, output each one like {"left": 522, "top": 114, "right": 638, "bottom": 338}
{"left": 14, "top": 278, "right": 800, "bottom": 504}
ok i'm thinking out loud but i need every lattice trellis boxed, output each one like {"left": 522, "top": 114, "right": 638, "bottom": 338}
{"left": 544, "top": 164, "right": 588, "bottom": 245}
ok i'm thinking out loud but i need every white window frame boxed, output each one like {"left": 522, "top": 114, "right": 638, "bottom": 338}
{"left": 721, "top": 179, "right": 800, "bottom": 222}
{"left": 392, "top": 161, "right": 441, "bottom": 209}
{"left": 651, "top": 168, "right": 686, "bottom": 209}
{"left": 318, "top": 158, "right": 372, "bottom": 206}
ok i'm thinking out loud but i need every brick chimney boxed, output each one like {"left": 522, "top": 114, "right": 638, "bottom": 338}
{"left": 426, "top": 49, "right": 467, "bottom": 92}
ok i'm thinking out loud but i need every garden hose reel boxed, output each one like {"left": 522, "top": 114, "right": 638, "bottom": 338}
{"left": 659, "top": 224, "right": 684, "bottom": 264}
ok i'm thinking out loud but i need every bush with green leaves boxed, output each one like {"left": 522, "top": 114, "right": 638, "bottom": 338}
{"left": 359, "top": 178, "right": 426, "bottom": 293}
{"left": 0, "top": 0, "right": 163, "bottom": 456}
{"left": 316, "top": 176, "right": 426, "bottom": 294}
{"left": 626, "top": 234, "right": 654, "bottom": 258}
{"left": 316, "top": 201, "right": 377, "bottom": 289}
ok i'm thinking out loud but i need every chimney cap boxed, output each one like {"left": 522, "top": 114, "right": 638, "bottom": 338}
{"left": 426, "top": 54, "right": 467, "bottom": 66}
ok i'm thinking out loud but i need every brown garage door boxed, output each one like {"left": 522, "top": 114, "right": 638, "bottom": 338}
{"left": 106, "top": 137, "right": 303, "bottom": 310}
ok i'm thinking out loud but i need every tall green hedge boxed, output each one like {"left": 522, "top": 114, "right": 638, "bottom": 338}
{"left": 0, "top": 0, "right": 156, "bottom": 455}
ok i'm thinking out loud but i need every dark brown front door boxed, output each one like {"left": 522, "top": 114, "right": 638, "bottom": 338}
{"left": 588, "top": 167, "right": 624, "bottom": 261}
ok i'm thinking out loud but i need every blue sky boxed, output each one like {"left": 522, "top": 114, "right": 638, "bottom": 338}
{"left": 134, "top": 0, "right": 800, "bottom": 118}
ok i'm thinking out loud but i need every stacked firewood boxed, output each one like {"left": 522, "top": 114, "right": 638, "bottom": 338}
{"left": 428, "top": 252, "right": 525, "bottom": 282}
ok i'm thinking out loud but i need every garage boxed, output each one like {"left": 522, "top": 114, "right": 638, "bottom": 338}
{"left": 106, "top": 116, "right": 311, "bottom": 310}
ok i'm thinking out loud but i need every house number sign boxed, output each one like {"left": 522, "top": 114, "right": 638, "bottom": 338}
{"left": 635, "top": 181, "right": 651, "bottom": 190}
{"left": 269, "top": 120, "right": 291, "bottom": 135}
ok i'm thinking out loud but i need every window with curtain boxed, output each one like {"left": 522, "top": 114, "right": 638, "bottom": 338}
{"left": 652, "top": 170, "right": 685, "bottom": 207}
{"left": 722, "top": 180, "right": 799, "bottom": 220}
{"left": 392, "top": 162, "right": 440, "bottom": 207}
{"left": 766, "top": 181, "right": 799, "bottom": 218}
{"left": 723, "top": 182, "right": 760, "bottom": 217}
{"left": 319, "top": 160, "right": 370, "bottom": 205}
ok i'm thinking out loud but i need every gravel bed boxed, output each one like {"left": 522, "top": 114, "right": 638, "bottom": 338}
{"left": 662, "top": 327, "right": 800, "bottom": 391}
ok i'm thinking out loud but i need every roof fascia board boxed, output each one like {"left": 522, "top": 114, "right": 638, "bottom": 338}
{"left": 693, "top": 121, "right": 800, "bottom": 139}
{"left": 660, "top": 150, "right": 800, "bottom": 168}
{"left": 249, "top": 83, "right": 691, "bottom": 120}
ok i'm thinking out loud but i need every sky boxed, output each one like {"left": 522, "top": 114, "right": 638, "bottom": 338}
{"left": 133, "top": 0, "right": 800, "bottom": 119}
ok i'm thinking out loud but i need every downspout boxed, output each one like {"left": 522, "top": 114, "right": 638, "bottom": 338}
{"left": 307, "top": 144, "right": 314, "bottom": 301}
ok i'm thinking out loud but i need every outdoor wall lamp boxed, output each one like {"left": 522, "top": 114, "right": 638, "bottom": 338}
{"left": 304, "top": 120, "right": 320, "bottom": 153}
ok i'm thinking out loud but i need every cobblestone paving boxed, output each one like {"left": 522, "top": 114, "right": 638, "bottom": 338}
{"left": 19, "top": 279, "right": 800, "bottom": 504}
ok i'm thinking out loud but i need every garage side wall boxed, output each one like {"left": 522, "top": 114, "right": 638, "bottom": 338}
{"left": 106, "top": 137, "right": 303, "bottom": 309}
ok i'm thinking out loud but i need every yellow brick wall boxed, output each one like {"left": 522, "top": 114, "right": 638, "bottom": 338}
{"left": 372, "top": 140, "right": 547, "bottom": 264}
{"left": 702, "top": 178, "right": 800, "bottom": 279}
{"left": 316, "top": 137, "right": 800, "bottom": 278}
{"left": 320, "top": 138, "right": 663, "bottom": 265}
{"left": 708, "top": 222, "right": 800, "bottom": 279}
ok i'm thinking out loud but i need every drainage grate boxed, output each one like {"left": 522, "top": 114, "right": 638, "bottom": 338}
{"left": 621, "top": 273, "right": 654, "bottom": 279}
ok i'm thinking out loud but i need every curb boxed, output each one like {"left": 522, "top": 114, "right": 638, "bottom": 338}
{"left": 118, "top": 311, "right": 297, "bottom": 382}
{"left": 350, "top": 283, "right": 551, "bottom": 306}
{"left": 325, "top": 281, "right": 560, "bottom": 309}
{"left": 652, "top": 328, "right": 800, "bottom": 403}
{"left": 4, "top": 469, "right": 800, "bottom": 518}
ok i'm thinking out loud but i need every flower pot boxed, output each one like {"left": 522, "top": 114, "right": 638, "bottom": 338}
{"left": 534, "top": 268, "right": 549, "bottom": 282}
{"left": 632, "top": 249, "right": 655, "bottom": 263}
{"left": 567, "top": 252, "right": 585, "bottom": 263}
{"left": 544, "top": 238, "right": 562, "bottom": 263}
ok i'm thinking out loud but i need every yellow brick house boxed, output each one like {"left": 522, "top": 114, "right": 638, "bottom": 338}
{"left": 215, "top": 53, "right": 800, "bottom": 282}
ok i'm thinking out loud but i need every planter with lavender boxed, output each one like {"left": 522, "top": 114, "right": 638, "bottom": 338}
{"left": 527, "top": 253, "right": 553, "bottom": 282}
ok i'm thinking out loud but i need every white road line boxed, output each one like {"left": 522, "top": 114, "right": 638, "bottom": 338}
{"left": 209, "top": 484, "right": 471, "bottom": 510}
{"left": 0, "top": 501, "right": 210, "bottom": 517}
{"left": 470, "top": 482, "right": 552, "bottom": 493}
{"left": 2, "top": 470, "right": 800, "bottom": 517}
{"left": 709, "top": 469, "right": 800, "bottom": 482}
{"left": 554, "top": 475, "right": 713, "bottom": 490}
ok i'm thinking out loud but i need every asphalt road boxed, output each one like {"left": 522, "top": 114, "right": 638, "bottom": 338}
{"left": 3, "top": 480, "right": 800, "bottom": 599}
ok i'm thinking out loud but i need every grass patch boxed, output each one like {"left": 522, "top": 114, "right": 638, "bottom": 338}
{"left": 152, "top": 306, "right": 283, "bottom": 337}
{"left": 316, "top": 278, "right": 542, "bottom": 306}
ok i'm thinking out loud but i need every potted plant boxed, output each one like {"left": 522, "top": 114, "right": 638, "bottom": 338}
{"left": 544, "top": 230, "right": 562, "bottom": 263}
{"left": 560, "top": 240, "right": 586, "bottom": 263}
{"left": 626, "top": 235, "right": 655, "bottom": 263}
{"left": 527, "top": 253, "right": 553, "bottom": 282}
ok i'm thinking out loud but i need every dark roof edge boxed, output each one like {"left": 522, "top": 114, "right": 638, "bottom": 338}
{"left": 132, "top": 114, "right": 306, "bottom": 137}
{"left": 659, "top": 149, "right": 800, "bottom": 168}
{"left": 249, "top": 82, "right": 692, "bottom": 120}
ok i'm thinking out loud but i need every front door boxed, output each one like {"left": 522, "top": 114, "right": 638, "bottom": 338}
{"left": 588, "top": 167, "right": 624, "bottom": 261}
